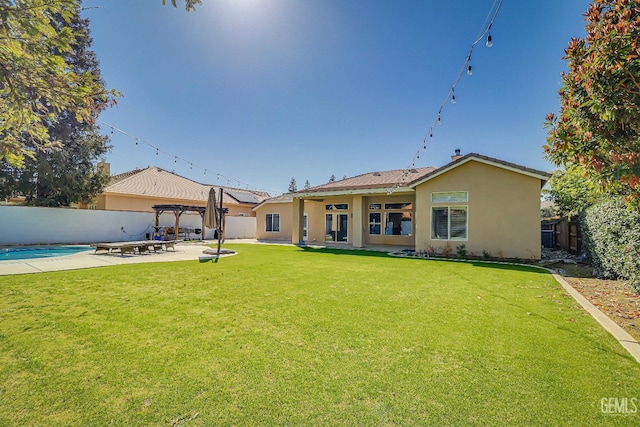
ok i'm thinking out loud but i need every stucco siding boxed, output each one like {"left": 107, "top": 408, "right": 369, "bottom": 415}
{"left": 255, "top": 202, "right": 293, "bottom": 241}
{"left": 414, "top": 160, "right": 542, "bottom": 259}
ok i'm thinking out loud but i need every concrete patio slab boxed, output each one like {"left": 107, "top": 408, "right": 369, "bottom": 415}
{"left": 0, "top": 243, "right": 211, "bottom": 276}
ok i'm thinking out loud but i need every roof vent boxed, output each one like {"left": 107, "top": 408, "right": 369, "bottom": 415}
{"left": 372, "top": 172, "right": 382, "bottom": 176}
{"left": 409, "top": 168, "right": 418, "bottom": 173}
{"left": 451, "top": 149, "right": 463, "bottom": 162}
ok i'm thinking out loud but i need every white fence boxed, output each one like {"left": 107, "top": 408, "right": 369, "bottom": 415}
{"left": 0, "top": 205, "right": 256, "bottom": 246}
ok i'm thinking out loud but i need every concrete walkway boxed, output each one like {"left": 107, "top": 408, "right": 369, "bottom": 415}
{"left": 0, "top": 242, "right": 215, "bottom": 276}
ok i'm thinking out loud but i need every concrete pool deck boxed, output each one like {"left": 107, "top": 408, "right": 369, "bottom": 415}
{"left": 0, "top": 242, "right": 218, "bottom": 276}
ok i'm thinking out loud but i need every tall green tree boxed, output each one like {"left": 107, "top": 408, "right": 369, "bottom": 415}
{"left": 0, "top": 2, "right": 111, "bottom": 206}
{"left": 288, "top": 177, "right": 297, "bottom": 193}
{"left": 544, "top": 0, "right": 640, "bottom": 203}
{"left": 545, "top": 164, "right": 603, "bottom": 217}
{"left": 0, "top": 0, "right": 118, "bottom": 168}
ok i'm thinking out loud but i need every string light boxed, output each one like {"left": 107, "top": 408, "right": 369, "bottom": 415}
{"left": 387, "top": 0, "right": 503, "bottom": 194}
{"left": 100, "top": 120, "right": 279, "bottom": 195}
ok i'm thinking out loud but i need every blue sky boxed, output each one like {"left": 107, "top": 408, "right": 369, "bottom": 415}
{"left": 85, "top": 0, "right": 591, "bottom": 195}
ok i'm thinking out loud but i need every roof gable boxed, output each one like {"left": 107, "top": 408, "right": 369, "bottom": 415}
{"left": 409, "top": 153, "right": 551, "bottom": 188}
{"left": 105, "top": 167, "right": 269, "bottom": 204}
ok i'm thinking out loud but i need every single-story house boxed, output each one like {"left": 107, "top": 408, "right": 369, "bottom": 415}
{"left": 254, "top": 152, "right": 551, "bottom": 260}
{"left": 85, "top": 164, "right": 269, "bottom": 216}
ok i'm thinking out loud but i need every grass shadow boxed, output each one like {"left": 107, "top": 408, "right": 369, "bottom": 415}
{"left": 298, "top": 246, "right": 392, "bottom": 258}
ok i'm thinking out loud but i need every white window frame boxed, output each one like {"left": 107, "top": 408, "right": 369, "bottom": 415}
{"left": 266, "top": 213, "right": 280, "bottom": 232}
{"left": 369, "top": 211, "right": 382, "bottom": 235}
{"left": 431, "top": 191, "right": 468, "bottom": 203}
{"left": 431, "top": 205, "right": 468, "bottom": 241}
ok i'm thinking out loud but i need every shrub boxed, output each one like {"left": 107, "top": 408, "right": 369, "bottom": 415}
{"left": 582, "top": 197, "right": 640, "bottom": 291}
{"left": 442, "top": 243, "right": 453, "bottom": 257}
{"left": 456, "top": 244, "right": 467, "bottom": 258}
{"left": 482, "top": 250, "right": 491, "bottom": 260}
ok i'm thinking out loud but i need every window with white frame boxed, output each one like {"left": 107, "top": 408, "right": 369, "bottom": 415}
{"left": 431, "top": 206, "right": 467, "bottom": 240}
{"left": 384, "top": 202, "right": 412, "bottom": 236}
{"left": 369, "top": 212, "right": 382, "bottom": 235}
{"left": 266, "top": 213, "right": 280, "bottom": 232}
{"left": 368, "top": 202, "right": 413, "bottom": 236}
{"left": 431, "top": 191, "right": 468, "bottom": 203}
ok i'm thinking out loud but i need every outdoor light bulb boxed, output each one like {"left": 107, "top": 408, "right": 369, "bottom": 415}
{"left": 486, "top": 34, "right": 493, "bottom": 47}
{"left": 467, "top": 65, "right": 473, "bottom": 76}
{"left": 451, "top": 94, "right": 456, "bottom": 104}
{"left": 437, "top": 115, "right": 442, "bottom": 125}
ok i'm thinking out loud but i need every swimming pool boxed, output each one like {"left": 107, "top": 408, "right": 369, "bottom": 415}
{"left": 0, "top": 246, "right": 92, "bottom": 261}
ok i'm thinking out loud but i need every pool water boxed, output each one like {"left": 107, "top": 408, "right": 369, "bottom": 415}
{"left": 0, "top": 246, "right": 92, "bottom": 261}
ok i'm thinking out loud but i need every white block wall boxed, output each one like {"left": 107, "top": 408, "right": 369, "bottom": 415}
{"left": 0, "top": 206, "right": 256, "bottom": 245}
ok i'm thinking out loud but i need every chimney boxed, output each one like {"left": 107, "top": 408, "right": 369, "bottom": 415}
{"left": 97, "top": 160, "right": 111, "bottom": 176}
{"left": 451, "top": 149, "right": 463, "bottom": 162}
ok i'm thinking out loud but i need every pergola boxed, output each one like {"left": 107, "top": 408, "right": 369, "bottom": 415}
{"left": 151, "top": 204, "right": 206, "bottom": 241}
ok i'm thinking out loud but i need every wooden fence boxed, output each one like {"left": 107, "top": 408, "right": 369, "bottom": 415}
{"left": 541, "top": 217, "right": 582, "bottom": 254}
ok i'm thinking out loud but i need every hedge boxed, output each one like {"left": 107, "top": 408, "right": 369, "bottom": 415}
{"left": 581, "top": 197, "right": 640, "bottom": 291}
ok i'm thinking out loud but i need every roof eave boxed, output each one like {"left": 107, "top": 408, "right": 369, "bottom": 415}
{"left": 294, "top": 186, "right": 414, "bottom": 198}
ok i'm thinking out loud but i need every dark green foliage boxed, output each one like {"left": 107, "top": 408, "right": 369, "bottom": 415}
{"left": 544, "top": 0, "right": 640, "bottom": 203}
{"left": 582, "top": 197, "right": 640, "bottom": 291}
{"left": 545, "top": 165, "right": 603, "bottom": 217}
{"left": 288, "top": 177, "right": 297, "bottom": 192}
{"left": 456, "top": 244, "right": 467, "bottom": 258}
{"left": 0, "top": 3, "right": 111, "bottom": 206}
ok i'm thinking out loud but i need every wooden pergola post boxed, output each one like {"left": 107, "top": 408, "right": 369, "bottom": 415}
{"left": 151, "top": 204, "right": 207, "bottom": 241}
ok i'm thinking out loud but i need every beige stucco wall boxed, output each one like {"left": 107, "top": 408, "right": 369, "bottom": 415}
{"left": 255, "top": 201, "right": 294, "bottom": 241}
{"left": 264, "top": 195, "right": 417, "bottom": 247}
{"left": 100, "top": 194, "right": 255, "bottom": 216}
{"left": 414, "top": 160, "right": 543, "bottom": 260}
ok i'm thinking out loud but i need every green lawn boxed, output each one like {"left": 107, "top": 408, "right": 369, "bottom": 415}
{"left": 0, "top": 244, "right": 638, "bottom": 426}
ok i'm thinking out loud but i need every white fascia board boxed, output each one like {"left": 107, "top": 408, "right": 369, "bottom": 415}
{"left": 294, "top": 187, "right": 414, "bottom": 199}
{"left": 252, "top": 197, "right": 293, "bottom": 211}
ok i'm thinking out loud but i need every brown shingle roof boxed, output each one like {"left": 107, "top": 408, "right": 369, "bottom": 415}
{"left": 301, "top": 167, "right": 437, "bottom": 193}
{"left": 105, "top": 167, "right": 269, "bottom": 204}
{"left": 295, "top": 153, "right": 550, "bottom": 196}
